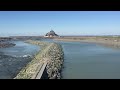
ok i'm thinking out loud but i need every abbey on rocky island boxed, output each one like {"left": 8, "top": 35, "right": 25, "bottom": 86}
{"left": 44, "top": 30, "right": 59, "bottom": 37}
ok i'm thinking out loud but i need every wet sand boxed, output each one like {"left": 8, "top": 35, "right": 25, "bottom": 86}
{"left": 54, "top": 37, "right": 120, "bottom": 48}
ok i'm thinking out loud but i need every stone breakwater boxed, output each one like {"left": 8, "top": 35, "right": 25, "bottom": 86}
{"left": 14, "top": 40, "right": 64, "bottom": 79}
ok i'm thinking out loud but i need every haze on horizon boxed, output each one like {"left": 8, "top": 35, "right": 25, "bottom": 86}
{"left": 0, "top": 11, "right": 120, "bottom": 37}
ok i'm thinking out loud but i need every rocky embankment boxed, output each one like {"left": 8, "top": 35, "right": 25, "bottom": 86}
{"left": 0, "top": 42, "right": 16, "bottom": 48}
{"left": 14, "top": 40, "right": 64, "bottom": 79}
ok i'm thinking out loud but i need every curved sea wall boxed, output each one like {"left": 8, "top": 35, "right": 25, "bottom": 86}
{"left": 14, "top": 40, "right": 64, "bottom": 79}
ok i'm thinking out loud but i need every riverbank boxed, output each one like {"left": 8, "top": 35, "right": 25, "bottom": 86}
{"left": 54, "top": 37, "right": 120, "bottom": 48}
{"left": 0, "top": 42, "right": 16, "bottom": 48}
{"left": 14, "top": 40, "right": 64, "bottom": 79}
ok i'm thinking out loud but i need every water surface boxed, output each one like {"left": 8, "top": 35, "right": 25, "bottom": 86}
{"left": 56, "top": 41, "right": 120, "bottom": 79}
{"left": 0, "top": 41, "right": 40, "bottom": 79}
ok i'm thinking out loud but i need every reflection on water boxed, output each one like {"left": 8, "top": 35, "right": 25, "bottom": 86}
{"left": 0, "top": 41, "right": 40, "bottom": 79}
{"left": 57, "top": 41, "right": 120, "bottom": 79}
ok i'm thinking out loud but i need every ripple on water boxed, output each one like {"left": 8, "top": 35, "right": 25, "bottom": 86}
{"left": 0, "top": 41, "right": 40, "bottom": 79}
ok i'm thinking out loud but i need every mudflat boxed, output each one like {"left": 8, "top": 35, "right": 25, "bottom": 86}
{"left": 0, "top": 42, "right": 16, "bottom": 48}
{"left": 54, "top": 36, "right": 120, "bottom": 48}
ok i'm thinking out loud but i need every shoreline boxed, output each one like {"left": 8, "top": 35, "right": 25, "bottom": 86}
{"left": 0, "top": 42, "right": 16, "bottom": 48}
{"left": 54, "top": 38, "right": 120, "bottom": 48}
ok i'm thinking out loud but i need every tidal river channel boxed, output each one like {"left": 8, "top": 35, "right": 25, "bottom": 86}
{"left": 57, "top": 41, "right": 120, "bottom": 79}
{"left": 1, "top": 39, "right": 120, "bottom": 79}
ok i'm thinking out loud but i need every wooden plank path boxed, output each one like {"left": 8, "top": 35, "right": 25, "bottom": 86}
{"left": 31, "top": 58, "right": 48, "bottom": 79}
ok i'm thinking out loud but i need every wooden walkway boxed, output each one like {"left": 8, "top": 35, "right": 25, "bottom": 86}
{"left": 31, "top": 58, "right": 48, "bottom": 79}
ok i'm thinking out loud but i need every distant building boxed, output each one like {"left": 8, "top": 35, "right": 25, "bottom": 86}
{"left": 44, "top": 30, "right": 59, "bottom": 37}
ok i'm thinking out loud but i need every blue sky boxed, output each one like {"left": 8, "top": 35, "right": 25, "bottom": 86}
{"left": 0, "top": 11, "right": 120, "bottom": 36}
